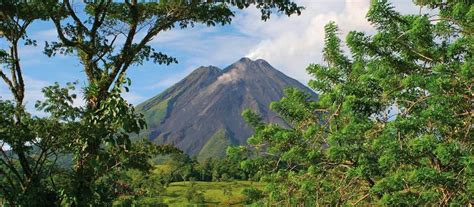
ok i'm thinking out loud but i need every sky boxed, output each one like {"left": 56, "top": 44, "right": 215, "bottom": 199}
{"left": 0, "top": 0, "right": 421, "bottom": 113}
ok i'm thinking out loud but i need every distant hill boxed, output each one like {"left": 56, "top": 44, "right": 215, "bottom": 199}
{"left": 136, "top": 57, "right": 317, "bottom": 160}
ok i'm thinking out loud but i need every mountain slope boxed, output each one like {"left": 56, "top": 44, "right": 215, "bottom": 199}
{"left": 197, "top": 128, "right": 235, "bottom": 162}
{"left": 136, "top": 58, "right": 317, "bottom": 156}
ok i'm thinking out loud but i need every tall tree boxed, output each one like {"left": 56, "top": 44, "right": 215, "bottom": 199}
{"left": 39, "top": 0, "right": 302, "bottom": 205}
{"left": 237, "top": 0, "right": 473, "bottom": 205}
{"left": 0, "top": 1, "right": 67, "bottom": 205}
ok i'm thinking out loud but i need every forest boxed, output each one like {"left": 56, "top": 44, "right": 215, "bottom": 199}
{"left": 0, "top": 0, "right": 472, "bottom": 206}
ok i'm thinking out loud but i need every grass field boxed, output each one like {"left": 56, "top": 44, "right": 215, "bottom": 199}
{"left": 162, "top": 181, "right": 264, "bottom": 206}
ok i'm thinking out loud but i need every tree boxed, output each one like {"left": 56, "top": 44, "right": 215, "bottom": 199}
{"left": 184, "top": 181, "right": 205, "bottom": 204}
{"left": 37, "top": 0, "right": 302, "bottom": 205}
{"left": 0, "top": 1, "right": 69, "bottom": 205}
{"left": 165, "top": 152, "right": 196, "bottom": 182}
{"left": 237, "top": 0, "right": 473, "bottom": 205}
{"left": 241, "top": 187, "right": 264, "bottom": 205}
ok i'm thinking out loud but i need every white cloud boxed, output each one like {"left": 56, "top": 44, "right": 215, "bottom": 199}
{"left": 238, "top": 0, "right": 373, "bottom": 84}
{"left": 232, "top": 0, "right": 418, "bottom": 85}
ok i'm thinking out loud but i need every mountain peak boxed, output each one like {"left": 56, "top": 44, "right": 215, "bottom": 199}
{"left": 224, "top": 57, "right": 271, "bottom": 73}
{"left": 185, "top": 65, "right": 222, "bottom": 83}
{"left": 225, "top": 57, "right": 253, "bottom": 70}
{"left": 236, "top": 57, "right": 270, "bottom": 65}
{"left": 192, "top": 65, "right": 221, "bottom": 75}
{"left": 255, "top": 58, "right": 271, "bottom": 66}
{"left": 237, "top": 57, "right": 253, "bottom": 63}
{"left": 137, "top": 58, "right": 317, "bottom": 155}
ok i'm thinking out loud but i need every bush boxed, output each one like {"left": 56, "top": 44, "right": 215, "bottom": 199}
{"left": 184, "top": 182, "right": 205, "bottom": 204}
{"left": 241, "top": 187, "right": 264, "bottom": 204}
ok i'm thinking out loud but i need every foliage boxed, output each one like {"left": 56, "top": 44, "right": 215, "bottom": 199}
{"left": 236, "top": 0, "right": 473, "bottom": 206}
{"left": 110, "top": 167, "right": 166, "bottom": 206}
{"left": 196, "top": 155, "right": 250, "bottom": 182}
{"left": 184, "top": 181, "right": 206, "bottom": 203}
{"left": 0, "top": 99, "right": 70, "bottom": 206}
{"left": 241, "top": 187, "right": 264, "bottom": 205}
{"left": 151, "top": 150, "right": 249, "bottom": 185}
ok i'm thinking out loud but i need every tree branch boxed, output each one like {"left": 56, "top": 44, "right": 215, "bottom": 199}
{"left": 90, "top": 0, "right": 112, "bottom": 46}
{"left": 50, "top": 16, "right": 78, "bottom": 47}
{"left": 0, "top": 148, "right": 24, "bottom": 185}
{"left": 0, "top": 69, "right": 14, "bottom": 90}
{"left": 65, "top": 1, "right": 89, "bottom": 36}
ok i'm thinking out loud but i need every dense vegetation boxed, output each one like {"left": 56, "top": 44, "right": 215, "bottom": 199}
{"left": 0, "top": 0, "right": 300, "bottom": 206}
{"left": 236, "top": 0, "right": 473, "bottom": 205}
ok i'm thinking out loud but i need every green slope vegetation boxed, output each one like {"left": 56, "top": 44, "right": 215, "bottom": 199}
{"left": 130, "top": 97, "right": 172, "bottom": 142}
{"left": 197, "top": 129, "right": 235, "bottom": 162}
{"left": 142, "top": 97, "right": 171, "bottom": 128}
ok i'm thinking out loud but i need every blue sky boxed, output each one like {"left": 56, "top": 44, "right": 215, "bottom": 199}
{"left": 0, "top": 0, "right": 419, "bottom": 112}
